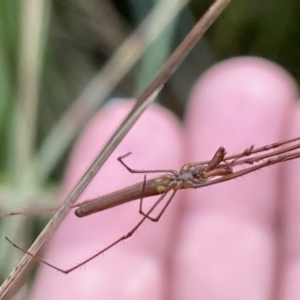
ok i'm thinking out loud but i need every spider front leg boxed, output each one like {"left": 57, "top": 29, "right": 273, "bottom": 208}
{"left": 117, "top": 152, "right": 177, "bottom": 174}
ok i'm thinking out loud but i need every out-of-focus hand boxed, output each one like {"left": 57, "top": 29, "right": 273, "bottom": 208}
{"left": 31, "top": 57, "right": 300, "bottom": 300}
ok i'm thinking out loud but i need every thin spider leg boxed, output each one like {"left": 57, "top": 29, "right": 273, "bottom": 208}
{"left": 223, "top": 136, "right": 300, "bottom": 161}
{"left": 138, "top": 175, "right": 165, "bottom": 221}
{"left": 118, "top": 152, "right": 177, "bottom": 174}
{"left": 0, "top": 200, "right": 84, "bottom": 217}
{"left": 140, "top": 190, "right": 177, "bottom": 222}
{"left": 138, "top": 175, "right": 158, "bottom": 221}
{"left": 227, "top": 142, "right": 300, "bottom": 167}
{"left": 140, "top": 189, "right": 176, "bottom": 222}
{"left": 192, "top": 150, "right": 300, "bottom": 189}
{"left": 281, "top": 151, "right": 300, "bottom": 163}
{"left": 5, "top": 189, "right": 169, "bottom": 274}
{"left": 228, "top": 145, "right": 255, "bottom": 164}
{"left": 0, "top": 207, "right": 59, "bottom": 217}
{"left": 135, "top": 174, "right": 173, "bottom": 222}
{"left": 184, "top": 137, "right": 300, "bottom": 169}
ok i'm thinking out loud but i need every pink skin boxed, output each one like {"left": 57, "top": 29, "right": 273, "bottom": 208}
{"left": 30, "top": 57, "right": 300, "bottom": 300}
